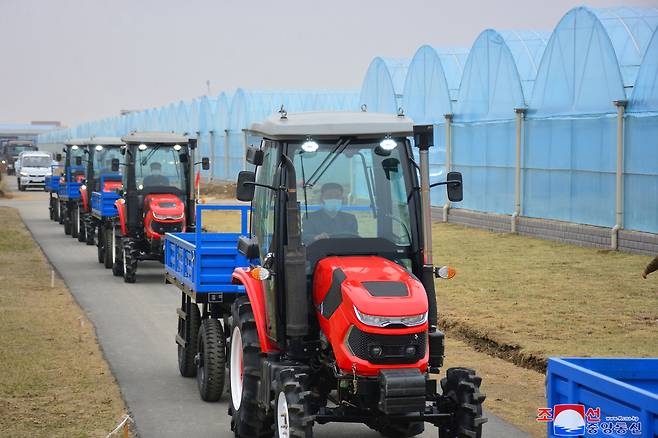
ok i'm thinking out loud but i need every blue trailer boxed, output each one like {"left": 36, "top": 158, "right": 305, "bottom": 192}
{"left": 546, "top": 357, "right": 658, "bottom": 437}
{"left": 164, "top": 204, "right": 251, "bottom": 402}
{"left": 91, "top": 174, "right": 122, "bottom": 270}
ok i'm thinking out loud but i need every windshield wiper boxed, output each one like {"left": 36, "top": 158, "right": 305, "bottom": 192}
{"left": 298, "top": 150, "right": 309, "bottom": 218}
{"left": 140, "top": 145, "right": 160, "bottom": 166}
{"left": 304, "top": 138, "right": 351, "bottom": 188}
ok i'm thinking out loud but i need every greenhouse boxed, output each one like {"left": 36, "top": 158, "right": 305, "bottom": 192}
{"left": 359, "top": 57, "right": 409, "bottom": 114}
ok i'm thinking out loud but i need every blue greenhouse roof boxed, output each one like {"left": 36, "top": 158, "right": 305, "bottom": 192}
{"left": 359, "top": 57, "right": 410, "bottom": 114}
{"left": 629, "top": 27, "right": 658, "bottom": 112}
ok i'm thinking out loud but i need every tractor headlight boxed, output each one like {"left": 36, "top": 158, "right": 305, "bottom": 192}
{"left": 353, "top": 305, "right": 427, "bottom": 327}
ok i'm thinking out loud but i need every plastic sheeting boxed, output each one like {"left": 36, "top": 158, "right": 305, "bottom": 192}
{"left": 402, "top": 46, "right": 468, "bottom": 124}
{"left": 629, "top": 28, "right": 658, "bottom": 112}
{"left": 359, "top": 57, "right": 409, "bottom": 114}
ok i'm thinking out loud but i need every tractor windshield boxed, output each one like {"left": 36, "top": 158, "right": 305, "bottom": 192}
{"left": 93, "top": 146, "right": 123, "bottom": 175}
{"left": 8, "top": 144, "right": 36, "bottom": 155}
{"left": 292, "top": 139, "right": 413, "bottom": 247}
{"left": 134, "top": 144, "right": 186, "bottom": 191}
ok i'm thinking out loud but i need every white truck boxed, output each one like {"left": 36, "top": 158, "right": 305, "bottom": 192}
{"left": 16, "top": 151, "right": 55, "bottom": 191}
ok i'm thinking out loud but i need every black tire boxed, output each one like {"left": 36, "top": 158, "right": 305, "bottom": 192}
{"left": 196, "top": 318, "right": 226, "bottom": 402}
{"left": 58, "top": 202, "right": 64, "bottom": 225}
{"left": 70, "top": 205, "right": 79, "bottom": 238}
{"left": 274, "top": 369, "right": 314, "bottom": 438}
{"left": 112, "top": 230, "right": 124, "bottom": 276}
{"left": 122, "top": 238, "right": 138, "bottom": 283}
{"left": 97, "top": 226, "right": 105, "bottom": 263}
{"left": 104, "top": 227, "right": 115, "bottom": 269}
{"left": 438, "top": 368, "right": 487, "bottom": 438}
{"left": 18, "top": 180, "right": 25, "bottom": 191}
{"left": 85, "top": 221, "right": 95, "bottom": 245}
{"left": 177, "top": 300, "right": 201, "bottom": 377}
{"left": 229, "top": 296, "right": 272, "bottom": 438}
{"left": 49, "top": 198, "right": 55, "bottom": 221}
{"left": 63, "top": 205, "right": 71, "bottom": 235}
{"left": 77, "top": 213, "right": 86, "bottom": 242}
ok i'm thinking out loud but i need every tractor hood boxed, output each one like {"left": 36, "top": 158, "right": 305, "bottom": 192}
{"left": 313, "top": 255, "right": 428, "bottom": 319}
{"left": 144, "top": 194, "right": 185, "bottom": 220}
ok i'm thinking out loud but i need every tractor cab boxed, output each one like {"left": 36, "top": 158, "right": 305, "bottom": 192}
{"left": 61, "top": 139, "right": 88, "bottom": 183}
{"left": 112, "top": 132, "right": 208, "bottom": 283}
{"left": 230, "top": 112, "right": 484, "bottom": 438}
{"left": 80, "top": 137, "right": 125, "bottom": 211}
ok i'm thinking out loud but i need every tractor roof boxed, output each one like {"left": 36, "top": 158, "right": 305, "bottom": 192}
{"left": 65, "top": 138, "right": 91, "bottom": 146}
{"left": 248, "top": 111, "right": 414, "bottom": 139}
{"left": 121, "top": 131, "right": 188, "bottom": 144}
{"left": 89, "top": 136, "right": 125, "bottom": 146}
{"left": 6, "top": 140, "right": 35, "bottom": 145}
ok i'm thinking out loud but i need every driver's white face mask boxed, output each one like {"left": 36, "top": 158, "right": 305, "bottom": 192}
{"left": 322, "top": 198, "right": 342, "bottom": 217}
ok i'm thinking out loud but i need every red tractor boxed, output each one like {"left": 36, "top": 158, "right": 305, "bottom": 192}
{"left": 110, "top": 132, "right": 208, "bottom": 283}
{"left": 226, "top": 112, "right": 486, "bottom": 437}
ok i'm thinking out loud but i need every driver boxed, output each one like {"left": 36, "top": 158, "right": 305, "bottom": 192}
{"left": 143, "top": 162, "right": 169, "bottom": 187}
{"left": 303, "top": 182, "right": 358, "bottom": 244}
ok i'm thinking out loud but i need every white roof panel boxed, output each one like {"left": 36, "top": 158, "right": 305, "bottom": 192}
{"left": 89, "top": 136, "right": 125, "bottom": 146}
{"left": 121, "top": 131, "right": 189, "bottom": 144}
{"left": 248, "top": 111, "right": 414, "bottom": 138}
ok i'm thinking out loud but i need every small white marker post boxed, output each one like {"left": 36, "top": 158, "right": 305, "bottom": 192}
{"left": 51, "top": 270, "right": 55, "bottom": 288}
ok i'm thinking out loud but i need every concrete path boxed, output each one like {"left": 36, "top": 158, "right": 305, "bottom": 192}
{"left": 1, "top": 177, "right": 530, "bottom": 438}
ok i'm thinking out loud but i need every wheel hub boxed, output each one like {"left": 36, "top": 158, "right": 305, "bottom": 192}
{"left": 277, "top": 391, "right": 290, "bottom": 438}
{"left": 230, "top": 326, "right": 243, "bottom": 410}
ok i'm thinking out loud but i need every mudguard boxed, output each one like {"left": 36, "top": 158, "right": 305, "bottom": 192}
{"left": 80, "top": 185, "right": 89, "bottom": 212}
{"left": 115, "top": 198, "right": 127, "bottom": 236}
{"left": 232, "top": 268, "right": 279, "bottom": 353}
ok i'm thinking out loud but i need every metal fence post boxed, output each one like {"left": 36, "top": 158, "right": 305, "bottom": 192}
{"left": 209, "top": 130, "right": 215, "bottom": 182}
{"left": 442, "top": 114, "right": 453, "bottom": 222}
{"left": 512, "top": 108, "right": 526, "bottom": 233}
{"left": 612, "top": 100, "right": 627, "bottom": 250}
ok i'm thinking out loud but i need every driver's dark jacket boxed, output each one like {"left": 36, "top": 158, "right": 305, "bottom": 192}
{"left": 302, "top": 209, "right": 358, "bottom": 245}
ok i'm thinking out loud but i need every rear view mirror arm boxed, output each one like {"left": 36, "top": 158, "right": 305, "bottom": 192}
{"left": 242, "top": 181, "right": 277, "bottom": 192}
{"left": 429, "top": 179, "right": 462, "bottom": 188}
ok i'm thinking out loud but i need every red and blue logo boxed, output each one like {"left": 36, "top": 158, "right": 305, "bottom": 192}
{"left": 552, "top": 404, "right": 586, "bottom": 436}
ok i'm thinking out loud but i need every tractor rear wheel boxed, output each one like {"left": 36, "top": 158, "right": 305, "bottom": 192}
{"left": 229, "top": 296, "right": 272, "bottom": 437}
{"left": 274, "top": 369, "right": 314, "bottom": 438}
{"left": 196, "top": 318, "right": 226, "bottom": 401}
{"left": 70, "top": 205, "right": 79, "bottom": 238}
{"left": 177, "top": 300, "right": 201, "bottom": 377}
{"left": 122, "top": 238, "right": 138, "bottom": 283}
{"left": 438, "top": 368, "right": 487, "bottom": 438}
{"left": 104, "top": 227, "right": 115, "bottom": 269}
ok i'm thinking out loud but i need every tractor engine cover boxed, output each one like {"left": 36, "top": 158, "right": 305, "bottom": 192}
{"left": 313, "top": 256, "right": 429, "bottom": 376}
{"left": 143, "top": 194, "right": 186, "bottom": 239}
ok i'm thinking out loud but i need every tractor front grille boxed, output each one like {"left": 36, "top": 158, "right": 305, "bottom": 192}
{"left": 151, "top": 220, "right": 183, "bottom": 235}
{"left": 346, "top": 326, "right": 426, "bottom": 365}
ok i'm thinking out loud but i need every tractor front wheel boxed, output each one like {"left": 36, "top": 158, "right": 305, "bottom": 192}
{"left": 229, "top": 296, "right": 272, "bottom": 437}
{"left": 196, "top": 318, "right": 226, "bottom": 401}
{"left": 63, "top": 205, "right": 71, "bottom": 235}
{"left": 275, "top": 369, "right": 314, "bottom": 438}
{"left": 70, "top": 205, "right": 79, "bottom": 238}
{"left": 77, "top": 212, "right": 86, "bottom": 242}
{"left": 104, "top": 227, "right": 115, "bottom": 269}
{"left": 122, "top": 238, "right": 138, "bottom": 283}
{"left": 438, "top": 368, "right": 487, "bottom": 438}
{"left": 177, "top": 300, "right": 200, "bottom": 377}
{"left": 97, "top": 226, "right": 105, "bottom": 263}
{"left": 85, "top": 221, "right": 94, "bottom": 245}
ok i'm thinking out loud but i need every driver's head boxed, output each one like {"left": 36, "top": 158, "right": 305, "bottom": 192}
{"left": 320, "top": 182, "right": 344, "bottom": 217}
{"left": 150, "top": 162, "right": 162, "bottom": 175}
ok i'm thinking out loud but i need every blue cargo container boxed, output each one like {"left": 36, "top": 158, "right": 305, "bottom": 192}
{"left": 164, "top": 204, "right": 250, "bottom": 302}
{"left": 546, "top": 357, "right": 658, "bottom": 437}
{"left": 91, "top": 174, "right": 122, "bottom": 219}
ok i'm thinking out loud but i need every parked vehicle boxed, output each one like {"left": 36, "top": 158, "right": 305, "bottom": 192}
{"left": 110, "top": 132, "right": 209, "bottom": 283}
{"left": 45, "top": 161, "right": 63, "bottom": 221}
{"left": 16, "top": 151, "right": 54, "bottom": 191}
{"left": 78, "top": 137, "right": 125, "bottom": 250}
{"left": 2, "top": 140, "right": 38, "bottom": 175}
{"left": 168, "top": 111, "right": 485, "bottom": 438}
{"left": 58, "top": 139, "right": 88, "bottom": 237}
{"left": 546, "top": 357, "right": 658, "bottom": 438}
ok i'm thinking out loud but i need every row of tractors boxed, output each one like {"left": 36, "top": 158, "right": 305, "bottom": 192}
{"left": 43, "top": 112, "right": 486, "bottom": 438}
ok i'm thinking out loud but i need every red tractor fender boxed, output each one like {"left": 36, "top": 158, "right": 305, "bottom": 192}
{"left": 232, "top": 268, "right": 279, "bottom": 353}
{"left": 115, "top": 198, "right": 127, "bottom": 236}
{"left": 80, "top": 185, "right": 89, "bottom": 212}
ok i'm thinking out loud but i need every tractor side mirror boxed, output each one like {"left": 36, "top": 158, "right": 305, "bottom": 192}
{"left": 55, "top": 153, "right": 62, "bottom": 162}
{"left": 75, "top": 157, "right": 82, "bottom": 166}
{"left": 446, "top": 171, "right": 463, "bottom": 202}
{"left": 237, "top": 236, "right": 259, "bottom": 259}
{"left": 111, "top": 159, "right": 120, "bottom": 172}
{"left": 246, "top": 147, "right": 264, "bottom": 166}
{"left": 236, "top": 170, "right": 256, "bottom": 202}
{"left": 201, "top": 157, "right": 210, "bottom": 170}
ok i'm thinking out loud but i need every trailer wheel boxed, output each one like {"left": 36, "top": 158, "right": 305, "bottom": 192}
{"left": 104, "top": 227, "right": 115, "bottom": 269}
{"left": 196, "top": 318, "right": 226, "bottom": 401}
{"left": 71, "top": 205, "right": 79, "bottom": 238}
{"left": 229, "top": 296, "right": 272, "bottom": 437}
{"left": 178, "top": 301, "right": 201, "bottom": 377}
{"left": 122, "top": 238, "right": 138, "bottom": 283}
{"left": 438, "top": 368, "right": 487, "bottom": 438}
{"left": 275, "top": 369, "right": 314, "bottom": 438}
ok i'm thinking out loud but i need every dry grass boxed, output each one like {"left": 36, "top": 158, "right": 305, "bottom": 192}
{"left": 0, "top": 207, "right": 126, "bottom": 437}
{"left": 432, "top": 222, "right": 658, "bottom": 369}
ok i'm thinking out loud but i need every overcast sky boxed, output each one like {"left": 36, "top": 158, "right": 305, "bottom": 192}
{"left": 1, "top": 0, "right": 656, "bottom": 126}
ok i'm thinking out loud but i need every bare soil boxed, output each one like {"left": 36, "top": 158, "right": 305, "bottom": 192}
{"left": 0, "top": 206, "right": 127, "bottom": 437}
